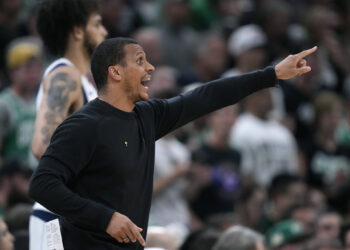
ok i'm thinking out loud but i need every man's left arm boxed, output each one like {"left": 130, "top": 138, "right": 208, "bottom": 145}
{"left": 154, "top": 46, "right": 317, "bottom": 139}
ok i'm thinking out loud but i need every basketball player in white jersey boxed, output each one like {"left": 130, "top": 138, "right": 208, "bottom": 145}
{"left": 30, "top": 0, "right": 107, "bottom": 249}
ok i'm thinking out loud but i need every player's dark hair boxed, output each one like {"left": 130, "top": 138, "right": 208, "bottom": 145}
{"left": 91, "top": 37, "right": 138, "bottom": 92}
{"left": 36, "top": 0, "right": 101, "bottom": 56}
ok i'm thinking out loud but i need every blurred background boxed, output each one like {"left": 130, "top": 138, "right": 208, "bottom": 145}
{"left": 2, "top": 0, "right": 350, "bottom": 249}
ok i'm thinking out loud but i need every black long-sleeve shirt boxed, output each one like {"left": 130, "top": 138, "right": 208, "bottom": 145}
{"left": 29, "top": 67, "right": 277, "bottom": 249}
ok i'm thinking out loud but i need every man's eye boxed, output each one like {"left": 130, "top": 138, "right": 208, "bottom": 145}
{"left": 137, "top": 58, "right": 143, "bottom": 65}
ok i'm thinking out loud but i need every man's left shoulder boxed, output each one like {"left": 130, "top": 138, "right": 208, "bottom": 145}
{"left": 136, "top": 99, "right": 166, "bottom": 112}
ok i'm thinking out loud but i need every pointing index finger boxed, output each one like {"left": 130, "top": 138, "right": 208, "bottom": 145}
{"left": 134, "top": 227, "right": 145, "bottom": 246}
{"left": 295, "top": 46, "right": 318, "bottom": 60}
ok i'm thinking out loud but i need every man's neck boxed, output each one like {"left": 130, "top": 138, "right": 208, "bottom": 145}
{"left": 64, "top": 45, "right": 90, "bottom": 76}
{"left": 99, "top": 90, "right": 135, "bottom": 113}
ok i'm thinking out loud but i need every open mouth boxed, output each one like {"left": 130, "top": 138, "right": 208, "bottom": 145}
{"left": 141, "top": 80, "right": 148, "bottom": 87}
{"left": 141, "top": 75, "right": 151, "bottom": 88}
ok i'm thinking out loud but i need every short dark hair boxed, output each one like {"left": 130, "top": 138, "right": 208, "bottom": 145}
{"left": 36, "top": 0, "right": 101, "bottom": 56}
{"left": 91, "top": 37, "right": 138, "bottom": 92}
{"left": 268, "top": 173, "right": 304, "bottom": 199}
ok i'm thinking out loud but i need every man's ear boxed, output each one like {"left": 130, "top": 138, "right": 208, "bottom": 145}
{"left": 72, "top": 26, "right": 84, "bottom": 41}
{"left": 108, "top": 65, "right": 122, "bottom": 81}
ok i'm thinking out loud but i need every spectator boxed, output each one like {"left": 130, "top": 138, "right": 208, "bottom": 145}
{"left": 223, "top": 24, "right": 268, "bottom": 78}
{"left": 304, "top": 5, "right": 348, "bottom": 93}
{"left": 223, "top": 23, "right": 285, "bottom": 121}
{"left": 179, "top": 32, "right": 227, "bottom": 86}
{"left": 303, "top": 91, "right": 350, "bottom": 201}
{"left": 101, "top": 0, "right": 141, "bottom": 38}
{"left": 133, "top": 27, "right": 164, "bottom": 67}
{"left": 315, "top": 210, "right": 342, "bottom": 240}
{"left": 230, "top": 87, "right": 298, "bottom": 187}
{"left": 213, "top": 225, "right": 265, "bottom": 250}
{"left": 0, "top": 37, "right": 42, "bottom": 168}
{"left": 158, "top": 0, "right": 198, "bottom": 73}
{"left": 289, "top": 204, "right": 317, "bottom": 234}
{"left": 189, "top": 105, "right": 241, "bottom": 221}
{"left": 259, "top": 174, "right": 307, "bottom": 233}
{"left": 309, "top": 187, "right": 327, "bottom": 213}
{"left": 235, "top": 185, "right": 267, "bottom": 230}
{"left": 147, "top": 66, "right": 179, "bottom": 99}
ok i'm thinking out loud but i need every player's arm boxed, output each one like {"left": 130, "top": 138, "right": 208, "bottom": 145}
{"left": 32, "top": 67, "right": 83, "bottom": 159}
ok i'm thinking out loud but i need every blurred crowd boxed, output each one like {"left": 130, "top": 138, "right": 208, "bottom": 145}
{"left": 1, "top": 0, "right": 350, "bottom": 249}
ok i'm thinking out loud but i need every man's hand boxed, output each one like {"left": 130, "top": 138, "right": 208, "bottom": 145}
{"left": 275, "top": 46, "right": 318, "bottom": 80}
{"left": 106, "top": 212, "right": 145, "bottom": 246}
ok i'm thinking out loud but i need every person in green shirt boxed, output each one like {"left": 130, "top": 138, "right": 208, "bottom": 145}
{"left": 0, "top": 37, "right": 43, "bottom": 168}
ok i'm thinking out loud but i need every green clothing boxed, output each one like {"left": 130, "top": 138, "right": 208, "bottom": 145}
{"left": 0, "top": 88, "right": 36, "bottom": 167}
{"left": 336, "top": 121, "right": 350, "bottom": 147}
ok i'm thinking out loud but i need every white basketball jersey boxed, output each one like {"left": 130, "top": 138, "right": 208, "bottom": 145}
{"left": 36, "top": 57, "right": 97, "bottom": 111}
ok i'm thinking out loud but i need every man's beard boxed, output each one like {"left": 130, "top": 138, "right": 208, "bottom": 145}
{"left": 83, "top": 32, "right": 97, "bottom": 57}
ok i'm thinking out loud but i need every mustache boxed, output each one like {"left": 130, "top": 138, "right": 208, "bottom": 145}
{"left": 141, "top": 73, "right": 151, "bottom": 81}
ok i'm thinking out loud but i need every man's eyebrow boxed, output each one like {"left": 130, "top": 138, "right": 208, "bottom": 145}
{"left": 135, "top": 51, "right": 144, "bottom": 56}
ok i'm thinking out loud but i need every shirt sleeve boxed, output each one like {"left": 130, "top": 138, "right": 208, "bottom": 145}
{"left": 153, "top": 66, "right": 277, "bottom": 139}
{"left": 28, "top": 116, "right": 115, "bottom": 232}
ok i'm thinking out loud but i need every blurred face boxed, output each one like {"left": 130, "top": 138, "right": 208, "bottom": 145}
{"left": 247, "top": 189, "right": 266, "bottom": 224}
{"left": 10, "top": 57, "right": 42, "bottom": 93}
{"left": 309, "top": 188, "right": 327, "bottom": 212}
{"left": 237, "top": 48, "right": 267, "bottom": 72}
{"left": 120, "top": 44, "right": 155, "bottom": 102}
{"left": 247, "top": 89, "right": 272, "bottom": 119}
{"left": 165, "top": 2, "right": 189, "bottom": 27}
{"left": 317, "top": 214, "right": 341, "bottom": 240}
{"left": 84, "top": 13, "right": 108, "bottom": 56}
{"left": 200, "top": 38, "right": 227, "bottom": 77}
{"left": 292, "top": 207, "right": 317, "bottom": 232}
{"left": 287, "top": 183, "right": 307, "bottom": 206}
{"left": 148, "top": 66, "right": 176, "bottom": 98}
{"left": 135, "top": 32, "right": 163, "bottom": 66}
{"left": 208, "top": 105, "right": 238, "bottom": 136}
{"left": 0, "top": 219, "right": 14, "bottom": 250}
{"left": 277, "top": 182, "right": 307, "bottom": 215}
{"left": 317, "top": 107, "right": 342, "bottom": 135}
